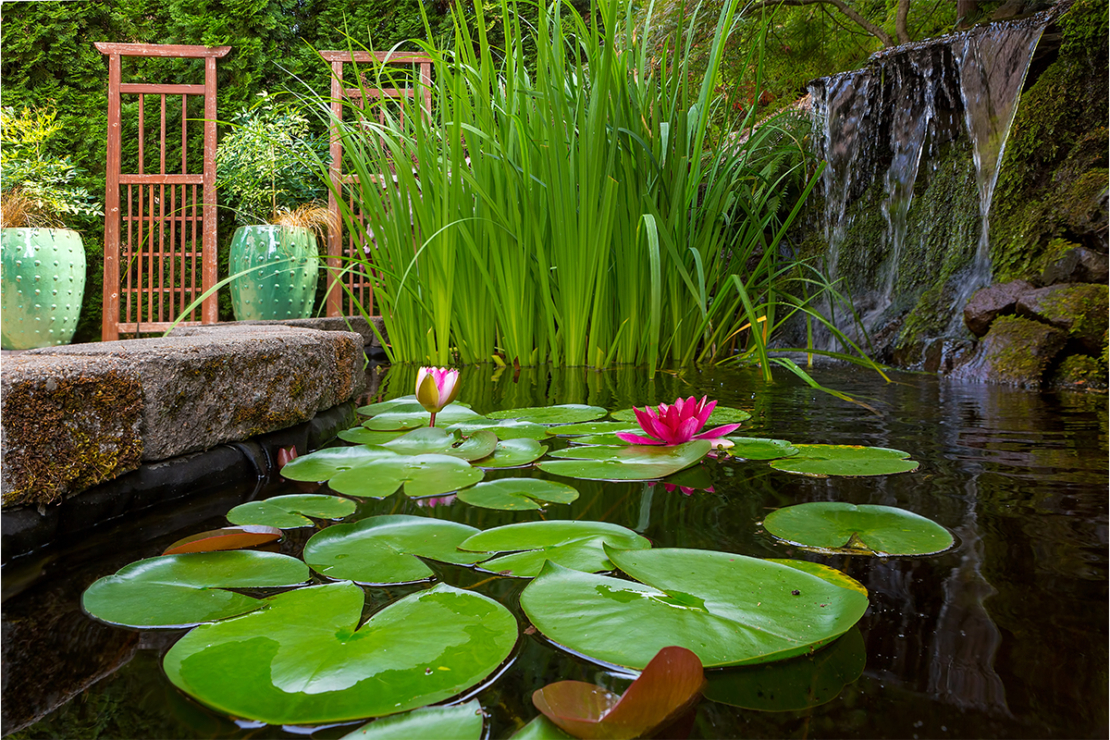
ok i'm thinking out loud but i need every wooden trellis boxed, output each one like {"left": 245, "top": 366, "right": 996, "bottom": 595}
{"left": 321, "top": 50, "right": 433, "bottom": 318}
{"left": 97, "top": 43, "right": 229, "bottom": 341}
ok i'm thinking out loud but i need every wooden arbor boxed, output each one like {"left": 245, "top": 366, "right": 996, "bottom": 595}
{"left": 97, "top": 43, "right": 229, "bottom": 341}
{"left": 320, "top": 51, "right": 433, "bottom": 318}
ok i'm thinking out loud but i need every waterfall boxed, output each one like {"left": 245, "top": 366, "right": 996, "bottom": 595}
{"left": 807, "top": 8, "right": 1056, "bottom": 357}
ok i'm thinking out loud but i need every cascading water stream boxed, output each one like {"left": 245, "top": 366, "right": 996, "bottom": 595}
{"left": 951, "top": 20, "right": 1048, "bottom": 306}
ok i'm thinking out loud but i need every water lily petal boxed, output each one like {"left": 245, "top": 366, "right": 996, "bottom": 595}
{"left": 694, "top": 423, "right": 742, "bottom": 440}
{"left": 616, "top": 431, "right": 665, "bottom": 445}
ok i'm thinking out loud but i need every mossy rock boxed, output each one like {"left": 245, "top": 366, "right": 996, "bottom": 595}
{"left": 950, "top": 316, "right": 1067, "bottom": 387}
{"left": 1048, "top": 354, "right": 1108, "bottom": 391}
{"left": 1017, "top": 283, "right": 1109, "bottom": 353}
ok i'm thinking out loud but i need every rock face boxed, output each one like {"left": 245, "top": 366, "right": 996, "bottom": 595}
{"left": 1016, "top": 283, "right": 1109, "bottom": 353}
{"left": 1041, "top": 247, "right": 1109, "bottom": 285}
{"left": 963, "top": 280, "right": 1036, "bottom": 337}
{"left": 1, "top": 326, "right": 366, "bottom": 507}
{"left": 950, "top": 316, "right": 1068, "bottom": 387}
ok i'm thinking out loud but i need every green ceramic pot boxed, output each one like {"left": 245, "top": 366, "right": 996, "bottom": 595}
{"left": 1, "top": 227, "right": 86, "bottom": 350}
{"left": 228, "top": 225, "right": 319, "bottom": 321}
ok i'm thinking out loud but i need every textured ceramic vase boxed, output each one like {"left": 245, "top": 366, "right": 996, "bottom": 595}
{"left": 228, "top": 225, "right": 319, "bottom": 321}
{"left": 1, "top": 228, "right": 86, "bottom": 350}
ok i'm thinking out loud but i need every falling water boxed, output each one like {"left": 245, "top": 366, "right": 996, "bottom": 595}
{"left": 952, "top": 20, "right": 1048, "bottom": 302}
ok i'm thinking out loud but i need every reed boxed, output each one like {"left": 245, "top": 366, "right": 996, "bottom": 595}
{"left": 305, "top": 0, "right": 882, "bottom": 379}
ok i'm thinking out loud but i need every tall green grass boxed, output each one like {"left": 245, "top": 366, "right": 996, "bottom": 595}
{"left": 309, "top": 0, "right": 880, "bottom": 379}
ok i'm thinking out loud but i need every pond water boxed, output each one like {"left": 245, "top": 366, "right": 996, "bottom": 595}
{"left": 3, "top": 364, "right": 1107, "bottom": 739}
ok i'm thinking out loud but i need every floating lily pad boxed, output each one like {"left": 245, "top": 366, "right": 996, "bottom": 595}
{"left": 163, "top": 582, "right": 517, "bottom": 725}
{"left": 373, "top": 427, "right": 498, "bottom": 461}
{"left": 486, "top": 404, "right": 607, "bottom": 425}
{"left": 447, "top": 418, "right": 548, "bottom": 440}
{"left": 569, "top": 434, "right": 627, "bottom": 446}
{"left": 766, "top": 559, "right": 868, "bottom": 596}
{"left": 329, "top": 454, "right": 484, "bottom": 499}
{"left": 520, "top": 548, "right": 870, "bottom": 669}
{"left": 763, "top": 502, "right": 953, "bottom": 556}
{"left": 610, "top": 406, "right": 751, "bottom": 425}
{"left": 82, "top": 552, "right": 309, "bottom": 628}
{"left": 459, "top": 521, "right": 651, "bottom": 577}
{"left": 281, "top": 446, "right": 396, "bottom": 482}
{"left": 474, "top": 438, "right": 549, "bottom": 468}
{"left": 163, "top": 526, "right": 283, "bottom": 555}
{"left": 532, "top": 646, "right": 705, "bottom": 740}
{"left": 364, "top": 403, "right": 483, "bottom": 431}
{"left": 226, "top": 494, "right": 356, "bottom": 529}
{"left": 723, "top": 437, "right": 799, "bottom": 461}
{"left": 303, "top": 515, "right": 487, "bottom": 584}
{"left": 545, "top": 421, "right": 638, "bottom": 437}
{"left": 656, "top": 465, "right": 715, "bottom": 494}
{"left": 337, "top": 428, "right": 407, "bottom": 445}
{"left": 769, "top": 444, "right": 918, "bottom": 477}
{"left": 358, "top": 396, "right": 473, "bottom": 416}
{"left": 510, "top": 716, "right": 576, "bottom": 740}
{"left": 342, "top": 700, "right": 485, "bottom": 740}
{"left": 538, "top": 441, "right": 710, "bottom": 481}
{"left": 702, "top": 627, "right": 866, "bottom": 712}
{"left": 456, "top": 479, "right": 580, "bottom": 511}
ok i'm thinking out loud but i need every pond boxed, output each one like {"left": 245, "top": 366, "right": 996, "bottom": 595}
{"left": 3, "top": 363, "right": 1107, "bottom": 739}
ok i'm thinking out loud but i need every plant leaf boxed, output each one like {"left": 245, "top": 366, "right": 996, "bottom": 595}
{"left": 163, "top": 582, "right": 517, "bottom": 725}
{"left": 474, "top": 438, "right": 549, "bottom": 468}
{"left": 459, "top": 521, "right": 651, "bottom": 577}
{"left": 769, "top": 444, "right": 918, "bottom": 477}
{"left": 162, "top": 526, "right": 282, "bottom": 555}
{"left": 456, "top": 479, "right": 580, "bottom": 511}
{"left": 329, "top": 454, "right": 485, "bottom": 499}
{"left": 486, "top": 404, "right": 608, "bottom": 424}
{"left": 341, "top": 700, "right": 485, "bottom": 740}
{"left": 723, "top": 437, "right": 799, "bottom": 460}
{"left": 762, "top": 502, "right": 953, "bottom": 556}
{"left": 226, "top": 494, "right": 356, "bottom": 529}
{"left": 538, "top": 441, "right": 710, "bottom": 481}
{"left": 303, "top": 515, "right": 486, "bottom": 584}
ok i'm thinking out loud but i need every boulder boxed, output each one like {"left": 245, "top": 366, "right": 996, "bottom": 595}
{"left": 1, "top": 355, "right": 144, "bottom": 508}
{"left": 1016, "top": 283, "right": 1109, "bottom": 353}
{"left": 963, "top": 280, "right": 1036, "bottom": 337}
{"left": 1041, "top": 246, "right": 1109, "bottom": 286}
{"left": 949, "top": 316, "right": 1067, "bottom": 387}
{"left": 171, "top": 315, "right": 387, "bottom": 350}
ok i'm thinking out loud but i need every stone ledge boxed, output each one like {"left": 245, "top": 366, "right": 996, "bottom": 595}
{"left": 170, "top": 315, "right": 387, "bottom": 350}
{"left": 1, "top": 326, "right": 367, "bottom": 508}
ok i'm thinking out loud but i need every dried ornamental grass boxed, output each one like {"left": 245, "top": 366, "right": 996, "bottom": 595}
{"left": 1, "top": 188, "right": 65, "bottom": 229}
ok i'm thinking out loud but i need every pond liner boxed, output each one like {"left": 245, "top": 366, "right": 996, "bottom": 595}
{"left": 0, "top": 400, "right": 357, "bottom": 567}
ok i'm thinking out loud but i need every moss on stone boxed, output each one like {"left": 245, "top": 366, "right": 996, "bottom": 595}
{"left": 984, "top": 315, "right": 1067, "bottom": 385}
{"left": 1036, "top": 283, "right": 1109, "bottom": 341}
{"left": 990, "top": 0, "right": 1109, "bottom": 283}
{"left": 1049, "top": 354, "right": 1107, "bottom": 390}
{"left": 2, "top": 370, "right": 143, "bottom": 507}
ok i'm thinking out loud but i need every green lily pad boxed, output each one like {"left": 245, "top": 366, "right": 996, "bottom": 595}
{"left": 545, "top": 421, "right": 637, "bottom": 437}
{"left": 723, "top": 437, "right": 799, "bottom": 461}
{"left": 510, "top": 716, "right": 576, "bottom": 740}
{"left": 762, "top": 502, "right": 953, "bottom": 556}
{"left": 341, "top": 700, "right": 485, "bottom": 739}
{"left": 447, "top": 418, "right": 549, "bottom": 440}
{"left": 280, "top": 446, "right": 396, "bottom": 482}
{"left": 364, "top": 403, "right": 483, "bottom": 431}
{"left": 459, "top": 521, "right": 651, "bottom": 577}
{"left": 374, "top": 427, "right": 498, "bottom": 461}
{"left": 766, "top": 559, "right": 868, "bottom": 596}
{"left": 329, "top": 454, "right": 484, "bottom": 499}
{"left": 303, "top": 515, "right": 487, "bottom": 585}
{"left": 519, "top": 548, "right": 870, "bottom": 669}
{"left": 474, "top": 438, "right": 549, "bottom": 468}
{"left": 82, "top": 552, "right": 309, "bottom": 628}
{"left": 226, "top": 494, "right": 356, "bottom": 529}
{"left": 456, "top": 479, "right": 580, "bottom": 511}
{"left": 769, "top": 444, "right": 918, "bottom": 477}
{"left": 537, "top": 441, "right": 710, "bottom": 481}
{"left": 358, "top": 396, "right": 473, "bottom": 416}
{"left": 486, "top": 404, "right": 607, "bottom": 425}
{"left": 337, "top": 428, "right": 407, "bottom": 445}
{"left": 163, "top": 582, "right": 517, "bottom": 725}
{"left": 609, "top": 406, "right": 752, "bottom": 425}
{"left": 702, "top": 627, "right": 866, "bottom": 712}
{"left": 569, "top": 434, "right": 627, "bottom": 446}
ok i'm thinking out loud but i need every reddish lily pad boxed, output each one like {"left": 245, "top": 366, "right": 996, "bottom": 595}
{"left": 532, "top": 646, "right": 706, "bottom": 740}
{"left": 163, "top": 526, "right": 282, "bottom": 556}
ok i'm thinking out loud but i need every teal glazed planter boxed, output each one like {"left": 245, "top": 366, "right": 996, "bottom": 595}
{"left": 229, "top": 225, "right": 319, "bottom": 321}
{"left": 1, "top": 228, "right": 86, "bottom": 350}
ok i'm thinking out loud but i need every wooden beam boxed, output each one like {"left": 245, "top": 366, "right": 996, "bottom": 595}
{"left": 120, "top": 83, "right": 205, "bottom": 95}
{"left": 95, "top": 42, "right": 230, "bottom": 58}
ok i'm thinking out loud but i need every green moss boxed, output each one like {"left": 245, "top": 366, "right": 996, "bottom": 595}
{"left": 1037, "top": 283, "right": 1109, "bottom": 340}
{"left": 985, "top": 315, "right": 1067, "bottom": 385}
{"left": 1050, "top": 354, "right": 1107, "bottom": 390}
{"left": 990, "top": 0, "right": 1109, "bottom": 283}
{"left": 2, "top": 371, "right": 143, "bottom": 507}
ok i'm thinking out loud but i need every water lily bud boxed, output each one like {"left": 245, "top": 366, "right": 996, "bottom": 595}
{"left": 415, "top": 367, "right": 461, "bottom": 426}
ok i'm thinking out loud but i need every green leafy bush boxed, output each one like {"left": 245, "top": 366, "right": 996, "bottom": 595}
{"left": 1, "top": 106, "right": 102, "bottom": 226}
{"left": 215, "top": 93, "right": 329, "bottom": 226}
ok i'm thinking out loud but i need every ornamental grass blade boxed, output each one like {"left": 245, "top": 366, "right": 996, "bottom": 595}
{"left": 163, "top": 526, "right": 282, "bottom": 555}
{"left": 533, "top": 646, "right": 705, "bottom": 740}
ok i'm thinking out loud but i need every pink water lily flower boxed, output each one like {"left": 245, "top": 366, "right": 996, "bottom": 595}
{"left": 616, "top": 396, "right": 741, "bottom": 446}
{"left": 416, "top": 366, "right": 461, "bottom": 426}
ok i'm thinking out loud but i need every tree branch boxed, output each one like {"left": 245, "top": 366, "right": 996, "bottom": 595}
{"left": 895, "top": 0, "right": 911, "bottom": 44}
{"left": 743, "top": 0, "right": 896, "bottom": 47}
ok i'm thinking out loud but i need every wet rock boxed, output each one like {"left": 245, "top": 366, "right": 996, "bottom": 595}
{"left": 1047, "top": 354, "right": 1108, "bottom": 391}
{"left": 949, "top": 316, "right": 1067, "bottom": 387}
{"left": 1, "top": 355, "right": 144, "bottom": 508}
{"left": 1016, "top": 283, "right": 1109, "bottom": 353}
{"left": 1040, "top": 246, "right": 1109, "bottom": 285}
{"left": 963, "top": 280, "right": 1036, "bottom": 337}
